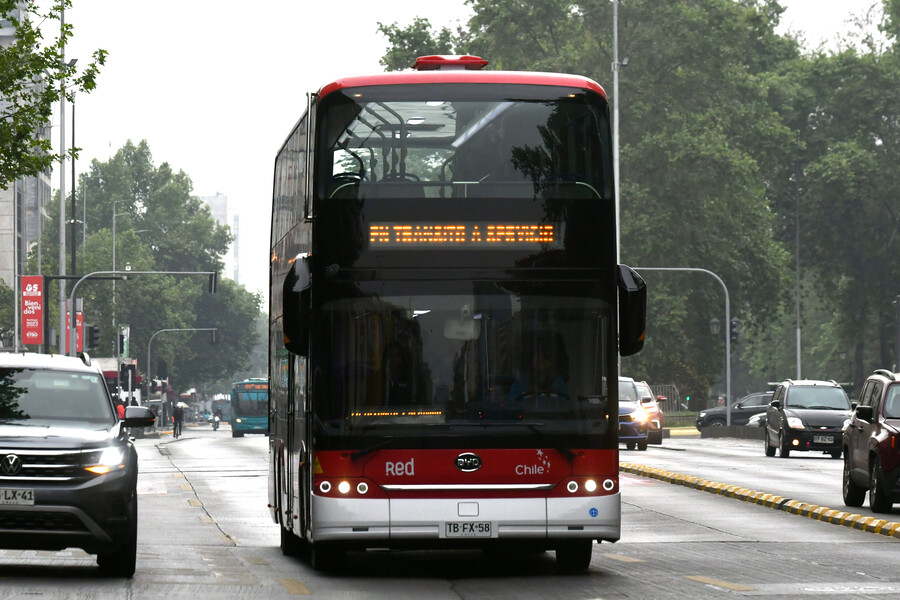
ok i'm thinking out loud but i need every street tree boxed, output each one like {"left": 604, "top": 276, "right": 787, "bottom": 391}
{"left": 0, "top": 0, "right": 106, "bottom": 189}
{"left": 31, "top": 140, "right": 260, "bottom": 391}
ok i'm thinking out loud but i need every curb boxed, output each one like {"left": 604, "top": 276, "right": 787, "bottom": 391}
{"left": 619, "top": 462, "right": 900, "bottom": 540}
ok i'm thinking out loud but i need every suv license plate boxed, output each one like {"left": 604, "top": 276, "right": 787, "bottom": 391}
{"left": 445, "top": 521, "right": 492, "bottom": 538}
{"left": 1, "top": 489, "right": 35, "bottom": 505}
{"left": 813, "top": 435, "right": 834, "bottom": 444}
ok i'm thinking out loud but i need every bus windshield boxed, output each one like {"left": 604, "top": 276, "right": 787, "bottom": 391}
{"left": 317, "top": 84, "right": 611, "bottom": 202}
{"left": 313, "top": 279, "right": 612, "bottom": 449}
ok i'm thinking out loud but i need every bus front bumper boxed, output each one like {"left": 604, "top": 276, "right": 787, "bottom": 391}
{"left": 310, "top": 493, "right": 620, "bottom": 545}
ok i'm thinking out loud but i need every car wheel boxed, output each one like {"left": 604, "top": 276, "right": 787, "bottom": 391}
{"left": 625, "top": 442, "right": 635, "bottom": 451}
{"left": 556, "top": 539, "right": 593, "bottom": 573}
{"left": 649, "top": 430, "right": 663, "bottom": 445}
{"left": 870, "top": 457, "right": 893, "bottom": 513}
{"left": 830, "top": 449, "right": 841, "bottom": 459}
{"left": 708, "top": 418, "right": 726, "bottom": 427}
{"left": 779, "top": 431, "right": 791, "bottom": 458}
{"left": 637, "top": 439, "right": 648, "bottom": 451}
{"left": 842, "top": 452, "right": 866, "bottom": 507}
{"left": 764, "top": 429, "right": 776, "bottom": 457}
{"left": 97, "top": 489, "right": 137, "bottom": 577}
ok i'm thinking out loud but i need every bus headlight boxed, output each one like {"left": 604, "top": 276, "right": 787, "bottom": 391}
{"left": 337, "top": 481, "right": 351, "bottom": 494}
{"left": 584, "top": 479, "right": 598, "bottom": 493}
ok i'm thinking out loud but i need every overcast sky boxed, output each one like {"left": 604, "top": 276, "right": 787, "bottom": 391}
{"left": 52, "top": 0, "right": 878, "bottom": 300}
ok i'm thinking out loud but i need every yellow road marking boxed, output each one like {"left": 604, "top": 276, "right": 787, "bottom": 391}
{"left": 686, "top": 575, "right": 755, "bottom": 592}
{"left": 188, "top": 499, "right": 203, "bottom": 507}
{"left": 180, "top": 484, "right": 193, "bottom": 491}
{"left": 605, "top": 554, "right": 644, "bottom": 563}
{"left": 278, "top": 578, "right": 311, "bottom": 595}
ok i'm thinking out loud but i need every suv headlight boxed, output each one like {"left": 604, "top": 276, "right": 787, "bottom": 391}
{"left": 85, "top": 447, "right": 126, "bottom": 475}
{"left": 698, "top": 411, "right": 707, "bottom": 418}
{"left": 787, "top": 416, "right": 805, "bottom": 429}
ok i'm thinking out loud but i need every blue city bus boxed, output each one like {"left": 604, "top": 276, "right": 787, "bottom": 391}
{"left": 231, "top": 378, "right": 268, "bottom": 438}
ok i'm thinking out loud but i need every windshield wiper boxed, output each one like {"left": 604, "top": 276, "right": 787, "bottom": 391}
{"left": 348, "top": 436, "right": 403, "bottom": 461}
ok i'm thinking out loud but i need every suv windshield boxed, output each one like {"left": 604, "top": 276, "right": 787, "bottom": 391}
{"left": 618, "top": 380, "right": 637, "bottom": 402}
{"left": 785, "top": 386, "right": 850, "bottom": 410}
{"left": 885, "top": 384, "right": 900, "bottom": 419}
{"left": 0, "top": 368, "right": 115, "bottom": 427}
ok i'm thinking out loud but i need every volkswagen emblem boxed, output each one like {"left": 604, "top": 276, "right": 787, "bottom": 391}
{"left": 1, "top": 454, "right": 23, "bottom": 476}
{"left": 455, "top": 452, "right": 482, "bottom": 472}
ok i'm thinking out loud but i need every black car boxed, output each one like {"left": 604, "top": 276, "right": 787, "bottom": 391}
{"left": 842, "top": 369, "right": 900, "bottom": 512}
{"left": 0, "top": 353, "right": 155, "bottom": 577}
{"left": 764, "top": 379, "right": 851, "bottom": 459}
{"left": 695, "top": 391, "right": 773, "bottom": 428}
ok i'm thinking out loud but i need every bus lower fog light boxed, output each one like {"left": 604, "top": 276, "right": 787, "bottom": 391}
{"left": 357, "top": 482, "right": 369, "bottom": 495}
{"left": 567, "top": 481, "right": 579, "bottom": 493}
{"left": 602, "top": 479, "right": 615, "bottom": 491}
{"left": 338, "top": 481, "right": 351, "bottom": 494}
{"left": 319, "top": 481, "right": 332, "bottom": 494}
{"left": 584, "top": 480, "right": 598, "bottom": 493}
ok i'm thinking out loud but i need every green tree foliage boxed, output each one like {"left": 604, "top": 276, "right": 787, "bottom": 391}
{"left": 0, "top": 0, "right": 106, "bottom": 189}
{"left": 0, "top": 281, "right": 12, "bottom": 346}
{"left": 31, "top": 140, "right": 261, "bottom": 392}
{"left": 378, "top": 17, "right": 457, "bottom": 71}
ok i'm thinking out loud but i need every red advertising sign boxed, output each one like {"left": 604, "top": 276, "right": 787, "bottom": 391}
{"left": 21, "top": 275, "right": 43, "bottom": 346}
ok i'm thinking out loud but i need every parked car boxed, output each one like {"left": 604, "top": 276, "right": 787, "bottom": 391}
{"left": 695, "top": 391, "right": 773, "bottom": 429}
{"left": 764, "top": 379, "right": 851, "bottom": 459}
{"left": 0, "top": 352, "right": 156, "bottom": 576}
{"left": 618, "top": 377, "right": 649, "bottom": 450}
{"left": 842, "top": 369, "right": 900, "bottom": 512}
{"left": 634, "top": 380, "right": 665, "bottom": 444}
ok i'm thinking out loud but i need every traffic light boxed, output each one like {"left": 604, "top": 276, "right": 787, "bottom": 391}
{"left": 730, "top": 318, "right": 742, "bottom": 343}
{"left": 85, "top": 325, "right": 100, "bottom": 350}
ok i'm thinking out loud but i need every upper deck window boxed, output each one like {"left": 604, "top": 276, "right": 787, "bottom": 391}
{"left": 317, "top": 84, "right": 611, "bottom": 202}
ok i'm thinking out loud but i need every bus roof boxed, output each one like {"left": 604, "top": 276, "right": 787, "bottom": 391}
{"left": 317, "top": 69, "right": 607, "bottom": 101}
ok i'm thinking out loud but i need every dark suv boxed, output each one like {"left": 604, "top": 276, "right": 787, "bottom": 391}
{"left": 764, "top": 379, "right": 851, "bottom": 459}
{"left": 842, "top": 369, "right": 900, "bottom": 512}
{"left": 0, "top": 352, "right": 155, "bottom": 576}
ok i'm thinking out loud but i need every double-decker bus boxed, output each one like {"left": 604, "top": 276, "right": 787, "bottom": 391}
{"left": 268, "top": 55, "right": 646, "bottom": 572}
{"left": 231, "top": 378, "right": 268, "bottom": 437}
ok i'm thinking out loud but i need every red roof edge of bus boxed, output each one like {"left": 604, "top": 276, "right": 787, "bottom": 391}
{"left": 317, "top": 69, "right": 607, "bottom": 101}
{"left": 413, "top": 55, "right": 489, "bottom": 70}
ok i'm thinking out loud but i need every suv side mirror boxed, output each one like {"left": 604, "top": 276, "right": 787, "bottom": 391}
{"left": 770, "top": 400, "right": 782, "bottom": 409}
{"left": 656, "top": 395, "right": 667, "bottom": 403}
{"left": 123, "top": 405, "right": 156, "bottom": 428}
{"left": 855, "top": 405, "right": 874, "bottom": 422}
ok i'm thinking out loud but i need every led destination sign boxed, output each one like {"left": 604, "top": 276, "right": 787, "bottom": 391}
{"left": 369, "top": 222, "right": 560, "bottom": 249}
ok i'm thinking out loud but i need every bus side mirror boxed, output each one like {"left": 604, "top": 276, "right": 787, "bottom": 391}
{"left": 283, "top": 254, "right": 311, "bottom": 356}
{"left": 617, "top": 264, "right": 646, "bottom": 357}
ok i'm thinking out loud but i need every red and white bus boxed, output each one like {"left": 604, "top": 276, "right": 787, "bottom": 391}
{"left": 268, "top": 55, "right": 646, "bottom": 572}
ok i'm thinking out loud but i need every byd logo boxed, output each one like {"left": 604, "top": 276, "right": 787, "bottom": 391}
{"left": 455, "top": 452, "right": 482, "bottom": 472}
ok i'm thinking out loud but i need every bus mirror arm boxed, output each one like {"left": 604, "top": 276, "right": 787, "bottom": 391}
{"left": 617, "top": 264, "right": 647, "bottom": 357}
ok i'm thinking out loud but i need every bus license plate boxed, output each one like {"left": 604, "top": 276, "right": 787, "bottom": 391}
{"left": 1, "top": 489, "right": 35, "bottom": 505}
{"left": 813, "top": 435, "right": 834, "bottom": 444}
{"left": 445, "top": 521, "right": 492, "bottom": 538}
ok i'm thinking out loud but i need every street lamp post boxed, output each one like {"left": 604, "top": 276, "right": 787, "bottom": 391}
{"left": 634, "top": 266, "right": 733, "bottom": 425}
{"left": 147, "top": 327, "right": 218, "bottom": 390}
{"left": 67, "top": 269, "right": 218, "bottom": 357}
